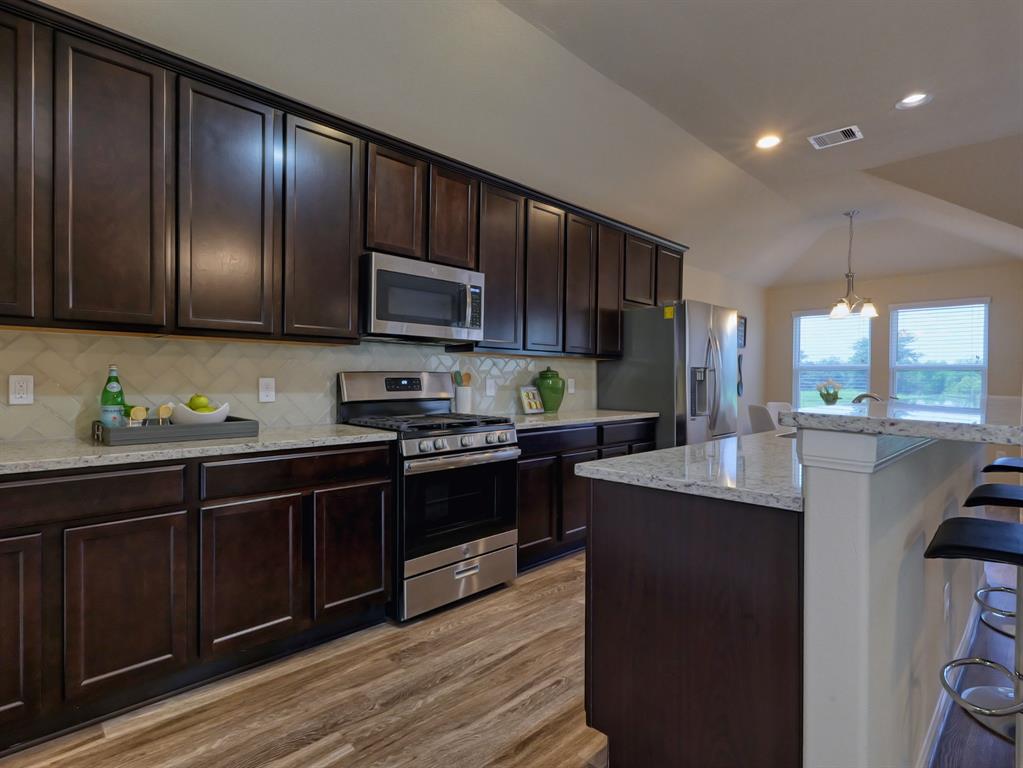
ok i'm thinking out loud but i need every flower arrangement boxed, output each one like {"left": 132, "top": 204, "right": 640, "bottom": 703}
{"left": 816, "top": 379, "right": 842, "bottom": 405}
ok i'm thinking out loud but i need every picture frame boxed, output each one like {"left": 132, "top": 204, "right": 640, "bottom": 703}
{"left": 737, "top": 315, "right": 748, "bottom": 348}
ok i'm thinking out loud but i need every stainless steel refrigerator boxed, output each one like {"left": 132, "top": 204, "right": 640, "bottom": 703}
{"left": 598, "top": 301, "right": 738, "bottom": 447}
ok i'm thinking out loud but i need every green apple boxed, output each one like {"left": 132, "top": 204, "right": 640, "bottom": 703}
{"left": 187, "top": 394, "right": 209, "bottom": 410}
{"left": 194, "top": 405, "right": 217, "bottom": 413}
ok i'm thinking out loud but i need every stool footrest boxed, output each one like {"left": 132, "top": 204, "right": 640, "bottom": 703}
{"left": 975, "top": 586, "right": 1017, "bottom": 619}
{"left": 941, "top": 657, "right": 1023, "bottom": 717}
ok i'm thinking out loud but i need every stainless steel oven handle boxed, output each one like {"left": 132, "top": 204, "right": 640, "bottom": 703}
{"left": 403, "top": 447, "right": 521, "bottom": 475}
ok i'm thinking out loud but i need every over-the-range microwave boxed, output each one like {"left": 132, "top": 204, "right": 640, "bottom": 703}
{"left": 362, "top": 252, "right": 484, "bottom": 343}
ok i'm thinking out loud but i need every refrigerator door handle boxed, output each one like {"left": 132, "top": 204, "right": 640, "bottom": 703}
{"left": 709, "top": 329, "right": 722, "bottom": 430}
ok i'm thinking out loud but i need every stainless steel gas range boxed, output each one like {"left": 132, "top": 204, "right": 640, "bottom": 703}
{"left": 338, "top": 371, "right": 519, "bottom": 621}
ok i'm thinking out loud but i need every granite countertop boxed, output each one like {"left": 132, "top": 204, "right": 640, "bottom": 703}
{"left": 0, "top": 424, "right": 395, "bottom": 476}
{"left": 512, "top": 409, "right": 660, "bottom": 430}
{"left": 779, "top": 400, "right": 1023, "bottom": 446}
{"left": 574, "top": 429, "right": 803, "bottom": 511}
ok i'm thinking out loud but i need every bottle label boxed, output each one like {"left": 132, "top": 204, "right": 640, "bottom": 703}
{"left": 105, "top": 382, "right": 122, "bottom": 393}
{"left": 100, "top": 405, "right": 124, "bottom": 429}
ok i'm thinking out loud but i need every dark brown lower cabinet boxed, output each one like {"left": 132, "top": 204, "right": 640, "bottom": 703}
{"left": 313, "top": 480, "right": 390, "bottom": 621}
{"left": 64, "top": 511, "right": 188, "bottom": 699}
{"left": 517, "top": 419, "right": 656, "bottom": 570}
{"left": 201, "top": 494, "right": 302, "bottom": 656}
{"left": 517, "top": 455, "right": 559, "bottom": 559}
{"left": 560, "top": 449, "right": 597, "bottom": 542}
{"left": 0, "top": 534, "right": 41, "bottom": 725}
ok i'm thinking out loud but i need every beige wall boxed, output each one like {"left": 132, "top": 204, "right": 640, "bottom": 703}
{"left": 765, "top": 261, "right": 1023, "bottom": 403}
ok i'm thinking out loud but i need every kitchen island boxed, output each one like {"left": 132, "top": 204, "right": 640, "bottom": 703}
{"left": 578, "top": 401, "right": 1022, "bottom": 768}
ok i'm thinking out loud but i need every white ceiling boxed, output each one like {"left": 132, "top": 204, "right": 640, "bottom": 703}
{"left": 501, "top": 0, "right": 1023, "bottom": 284}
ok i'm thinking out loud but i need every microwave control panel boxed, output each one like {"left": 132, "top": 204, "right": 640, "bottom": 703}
{"left": 469, "top": 286, "right": 482, "bottom": 328}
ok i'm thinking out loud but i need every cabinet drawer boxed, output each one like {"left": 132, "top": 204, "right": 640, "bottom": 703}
{"left": 600, "top": 420, "right": 656, "bottom": 447}
{"left": 403, "top": 544, "right": 516, "bottom": 619}
{"left": 201, "top": 446, "right": 390, "bottom": 500}
{"left": 518, "top": 426, "right": 598, "bottom": 456}
{"left": 0, "top": 466, "right": 185, "bottom": 528}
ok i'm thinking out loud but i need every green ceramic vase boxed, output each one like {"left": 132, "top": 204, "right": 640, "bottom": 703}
{"left": 536, "top": 367, "right": 566, "bottom": 413}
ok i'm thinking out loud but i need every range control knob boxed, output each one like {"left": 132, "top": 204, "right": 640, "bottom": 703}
{"left": 433, "top": 438, "right": 446, "bottom": 450}
{"left": 497, "top": 432, "right": 510, "bottom": 443}
{"left": 418, "top": 440, "right": 432, "bottom": 453}
{"left": 460, "top": 435, "right": 473, "bottom": 447}
{"left": 485, "top": 433, "right": 498, "bottom": 444}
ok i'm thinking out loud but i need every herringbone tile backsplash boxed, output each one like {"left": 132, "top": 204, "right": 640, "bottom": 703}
{"left": 0, "top": 330, "right": 597, "bottom": 441}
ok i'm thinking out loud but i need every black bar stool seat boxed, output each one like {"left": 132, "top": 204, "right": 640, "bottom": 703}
{"left": 985, "top": 457, "right": 1023, "bottom": 474}
{"left": 964, "top": 483, "right": 1023, "bottom": 509}
{"left": 925, "top": 517, "right": 1023, "bottom": 567}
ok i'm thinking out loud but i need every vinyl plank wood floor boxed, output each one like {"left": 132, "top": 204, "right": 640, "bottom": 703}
{"left": 3, "top": 554, "right": 606, "bottom": 768}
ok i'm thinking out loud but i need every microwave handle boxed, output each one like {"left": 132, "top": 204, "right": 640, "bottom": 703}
{"left": 464, "top": 284, "right": 473, "bottom": 328}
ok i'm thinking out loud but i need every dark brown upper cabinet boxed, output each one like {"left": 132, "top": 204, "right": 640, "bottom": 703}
{"left": 477, "top": 184, "right": 525, "bottom": 350}
{"left": 596, "top": 225, "right": 624, "bottom": 356}
{"left": 0, "top": 12, "right": 39, "bottom": 320}
{"left": 624, "top": 235, "right": 656, "bottom": 306}
{"left": 53, "top": 35, "right": 172, "bottom": 327}
{"left": 178, "top": 78, "right": 280, "bottom": 333}
{"left": 365, "top": 143, "right": 426, "bottom": 259}
{"left": 64, "top": 512, "right": 188, "bottom": 700}
{"left": 656, "top": 245, "right": 684, "bottom": 306}
{"left": 428, "top": 164, "right": 477, "bottom": 269}
{"left": 284, "top": 116, "right": 362, "bottom": 339}
{"left": 564, "top": 213, "right": 597, "bottom": 355}
{"left": 0, "top": 533, "right": 41, "bottom": 725}
{"left": 524, "top": 200, "right": 565, "bottom": 353}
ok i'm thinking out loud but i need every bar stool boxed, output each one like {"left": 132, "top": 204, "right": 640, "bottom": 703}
{"left": 926, "top": 516, "right": 1023, "bottom": 759}
{"left": 966, "top": 484, "right": 1023, "bottom": 639}
{"left": 984, "top": 457, "right": 1023, "bottom": 474}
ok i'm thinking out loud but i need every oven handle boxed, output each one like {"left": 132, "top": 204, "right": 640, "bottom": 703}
{"left": 403, "top": 447, "right": 521, "bottom": 475}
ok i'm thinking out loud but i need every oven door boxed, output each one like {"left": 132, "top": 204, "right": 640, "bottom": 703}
{"left": 401, "top": 447, "right": 519, "bottom": 575}
{"left": 366, "top": 252, "right": 484, "bottom": 342}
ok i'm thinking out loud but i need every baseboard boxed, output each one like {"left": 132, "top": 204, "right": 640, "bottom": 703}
{"left": 913, "top": 574, "right": 985, "bottom": 768}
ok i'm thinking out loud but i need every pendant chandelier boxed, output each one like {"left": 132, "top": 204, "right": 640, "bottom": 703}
{"left": 829, "top": 210, "right": 878, "bottom": 319}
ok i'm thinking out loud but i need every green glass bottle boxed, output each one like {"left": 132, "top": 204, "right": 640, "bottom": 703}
{"left": 99, "top": 364, "right": 126, "bottom": 428}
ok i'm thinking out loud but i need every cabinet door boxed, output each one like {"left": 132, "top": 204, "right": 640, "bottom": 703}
{"left": 560, "top": 449, "right": 598, "bottom": 542}
{"left": 656, "top": 245, "right": 683, "bottom": 306}
{"left": 524, "top": 200, "right": 565, "bottom": 352}
{"left": 53, "top": 35, "right": 171, "bottom": 326}
{"left": 365, "top": 143, "right": 426, "bottom": 259}
{"left": 429, "top": 164, "right": 477, "bottom": 269}
{"left": 284, "top": 116, "right": 362, "bottom": 338}
{"left": 564, "top": 214, "right": 597, "bottom": 355}
{"left": 200, "top": 494, "right": 302, "bottom": 656}
{"left": 630, "top": 441, "right": 656, "bottom": 454}
{"left": 0, "top": 12, "right": 38, "bottom": 319}
{"left": 0, "top": 534, "right": 41, "bottom": 724}
{"left": 596, "top": 225, "right": 624, "bottom": 356}
{"left": 178, "top": 78, "right": 280, "bottom": 333}
{"left": 313, "top": 480, "right": 390, "bottom": 621}
{"left": 517, "top": 455, "right": 558, "bottom": 560}
{"left": 64, "top": 512, "right": 187, "bottom": 699}
{"left": 477, "top": 184, "right": 524, "bottom": 350}
{"left": 624, "top": 235, "right": 655, "bottom": 306}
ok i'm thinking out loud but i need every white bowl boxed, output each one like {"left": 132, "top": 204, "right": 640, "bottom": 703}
{"left": 170, "top": 401, "right": 230, "bottom": 425}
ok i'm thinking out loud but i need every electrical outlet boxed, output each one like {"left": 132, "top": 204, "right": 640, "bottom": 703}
{"left": 258, "top": 377, "right": 276, "bottom": 403}
{"left": 485, "top": 378, "right": 497, "bottom": 397}
{"left": 8, "top": 374, "right": 33, "bottom": 405}
{"left": 567, "top": 378, "right": 576, "bottom": 394}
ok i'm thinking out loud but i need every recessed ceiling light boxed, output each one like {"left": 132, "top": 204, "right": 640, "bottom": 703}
{"left": 756, "top": 134, "right": 782, "bottom": 149}
{"left": 895, "top": 92, "right": 933, "bottom": 110}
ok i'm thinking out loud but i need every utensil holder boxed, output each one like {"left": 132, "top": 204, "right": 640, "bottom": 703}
{"left": 455, "top": 386, "right": 472, "bottom": 414}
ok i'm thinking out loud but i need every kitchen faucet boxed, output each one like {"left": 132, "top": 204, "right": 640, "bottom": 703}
{"left": 851, "top": 392, "right": 883, "bottom": 403}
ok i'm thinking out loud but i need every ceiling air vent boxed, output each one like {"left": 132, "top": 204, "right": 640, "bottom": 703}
{"left": 807, "top": 125, "right": 863, "bottom": 150}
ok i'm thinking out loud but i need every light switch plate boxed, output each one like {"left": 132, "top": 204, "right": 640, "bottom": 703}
{"left": 485, "top": 378, "right": 497, "bottom": 397}
{"left": 8, "top": 374, "right": 33, "bottom": 405}
{"left": 567, "top": 378, "right": 576, "bottom": 394}
{"left": 258, "top": 377, "right": 276, "bottom": 403}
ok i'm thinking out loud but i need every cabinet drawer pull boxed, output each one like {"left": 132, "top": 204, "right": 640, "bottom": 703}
{"left": 454, "top": 564, "right": 480, "bottom": 579}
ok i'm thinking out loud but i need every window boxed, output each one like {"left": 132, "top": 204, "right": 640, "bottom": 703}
{"left": 890, "top": 300, "right": 988, "bottom": 410}
{"left": 793, "top": 312, "right": 871, "bottom": 406}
